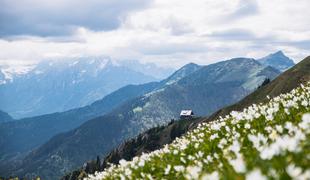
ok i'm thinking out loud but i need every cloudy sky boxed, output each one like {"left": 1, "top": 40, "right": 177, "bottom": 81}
{"left": 0, "top": 0, "right": 310, "bottom": 68}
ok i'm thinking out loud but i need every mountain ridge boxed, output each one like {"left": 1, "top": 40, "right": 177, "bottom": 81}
{"left": 258, "top": 50, "right": 295, "bottom": 71}
{"left": 0, "top": 110, "right": 13, "bottom": 123}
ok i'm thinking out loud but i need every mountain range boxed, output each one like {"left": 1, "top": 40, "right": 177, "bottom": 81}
{"left": 0, "top": 51, "right": 293, "bottom": 119}
{"left": 81, "top": 57, "right": 310, "bottom": 180}
{"left": 0, "top": 51, "right": 297, "bottom": 179}
{"left": 64, "top": 55, "right": 310, "bottom": 180}
{"left": 0, "top": 57, "right": 164, "bottom": 118}
{"left": 1, "top": 57, "right": 281, "bottom": 179}
{"left": 0, "top": 61, "right": 197, "bottom": 177}
{"left": 0, "top": 81, "right": 160, "bottom": 164}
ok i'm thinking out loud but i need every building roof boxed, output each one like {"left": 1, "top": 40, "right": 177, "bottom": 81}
{"left": 180, "top": 110, "right": 193, "bottom": 116}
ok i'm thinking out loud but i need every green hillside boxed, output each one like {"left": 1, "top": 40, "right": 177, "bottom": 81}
{"left": 86, "top": 81, "right": 310, "bottom": 179}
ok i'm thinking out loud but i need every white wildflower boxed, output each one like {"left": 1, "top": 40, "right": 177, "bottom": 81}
{"left": 229, "top": 155, "right": 246, "bottom": 173}
{"left": 286, "top": 164, "right": 302, "bottom": 179}
{"left": 138, "top": 160, "right": 145, "bottom": 167}
{"left": 246, "top": 169, "right": 267, "bottom": 180}
{"left": 269, "top": 129, "right": 278, "bottom": 141}
{"left": 245, "top": 123, "right": 251, "bottom": 129}
{"left": 186, "top": 165, "right": 202, "bottom": 179}
{"left": 164, "top": 165, "right": 171, "bottom": 175}
{"left": 275, "top": 125, "right": 283, "bottom": 133}
{"left": 210, "top": 133, "right": 219, "bottom": 140}
{"left": 218, "top": 139, "right": 227, "bottom": 149}
{"left": 174, "top": 165, "right": 185, "bottom": 172}
{"left": 201, "top": 171, "right": 219, "bottom": 180}
{"left": 301, "top": 100, "right": 308, "bottom": 107}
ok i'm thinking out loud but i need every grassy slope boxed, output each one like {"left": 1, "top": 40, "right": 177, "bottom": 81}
{"left": 62, "top": 118, "right": 202, "bottom": 179}
{"left": 86, "top": 64, "right": 310, "bottom": 179}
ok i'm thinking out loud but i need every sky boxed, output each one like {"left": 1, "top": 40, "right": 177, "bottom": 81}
{"left": 0, "top": 0, "right": 310, "bottom": 69}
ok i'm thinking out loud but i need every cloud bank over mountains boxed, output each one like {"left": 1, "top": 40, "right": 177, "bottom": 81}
{"left": 0, "top": 0, "right": 309, "bottom": 68}
{"left": 0, "top": 0, "right": 151, "bottom": 37}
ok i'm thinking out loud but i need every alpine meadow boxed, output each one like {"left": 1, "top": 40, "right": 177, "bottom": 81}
{"left": 0, "top": 0, "right": 309, "bottom": 179}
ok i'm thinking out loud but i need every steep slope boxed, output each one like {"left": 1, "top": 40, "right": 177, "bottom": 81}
{"left": 64, "top": 56, "right": 310, "bottom": 179}
{"left": 0, "top": 110, "right": 13, "bottom": 123}
{"left": 0, "top": 58, "right": 156, "bottom": 118}
{"left": 7, "top": 58, "right": 280, "bottom": 179}
{"left": 258, "top": 51, "right": 295, "bottom": 71}
{"left": 85, "top": 81, "right": 310, "bottom": 179}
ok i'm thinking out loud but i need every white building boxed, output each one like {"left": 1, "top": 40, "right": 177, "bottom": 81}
{"left": 180, "top": 110, "right": 194, "bottom": 119}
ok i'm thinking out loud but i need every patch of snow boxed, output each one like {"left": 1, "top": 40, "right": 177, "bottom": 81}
{"left": 109, "top": 59, "right": 120, "bottom": 67}
{"left": 0, "top": 64, "right": 34, "bottom": 83}
{"left": 34, "top": 70, "right": 44, "bottom": 75}
{"left": 1, "top": 69, "right": 14, "bottom": 82}
{"left": 242, "top": 76, "right": 265, "bottom": 91}
{"left": 143, "top": 102, "right": 151, "bottom": 109}
{"left": 241, "top": 66, "right": 266, "bottom": 91}
{"left": 144, "top": 88, "right": 165, "bottom": 97}
{"left": 99, "top": 61, "right": 107, "bottom": 69}
{"left": 89, "top": 59, "right": 95, "bottom": 64}
{"left": 133, "top": 106, "right": 143, "bottom": 113}
{"left": 165, "top": 79, "right": 179, "bottom": 85}
{"left": 0, "top": 80, "right": 7, "bottom": 85}
{"left": 69, "top": 61, "right": 79, "bottom": 67}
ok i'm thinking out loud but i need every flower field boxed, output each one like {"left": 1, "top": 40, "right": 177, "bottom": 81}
{"left": 86, "top": 82, "right": 310, "bottom": 180}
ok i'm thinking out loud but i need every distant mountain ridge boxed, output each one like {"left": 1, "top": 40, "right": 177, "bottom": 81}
{"left": 119, "top": 60, "right": 175, "bottom": 79}
{"left": 258, "top": 51, "right": 295, "bottom": 71}
{"left": 0, "top": 82, "right": 160, "bottom": 165}
{"left": 0, "top": 57, "right": 157, "bottom": 118}
{"left": 3, "top": 58, "right": 280, "bottom": 179}
{"left": 0, "top": 51, "right": 292, "bottom": 119}
{"left": 162, "top": 63, "right": 201, "bottom": 85}
{"left": 0, "top": 110, "right": 13, "bottom": 123}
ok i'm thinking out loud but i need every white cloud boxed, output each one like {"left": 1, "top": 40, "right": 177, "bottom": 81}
{"left": 1, "top": 0, "right": 309, "bottom": 68}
